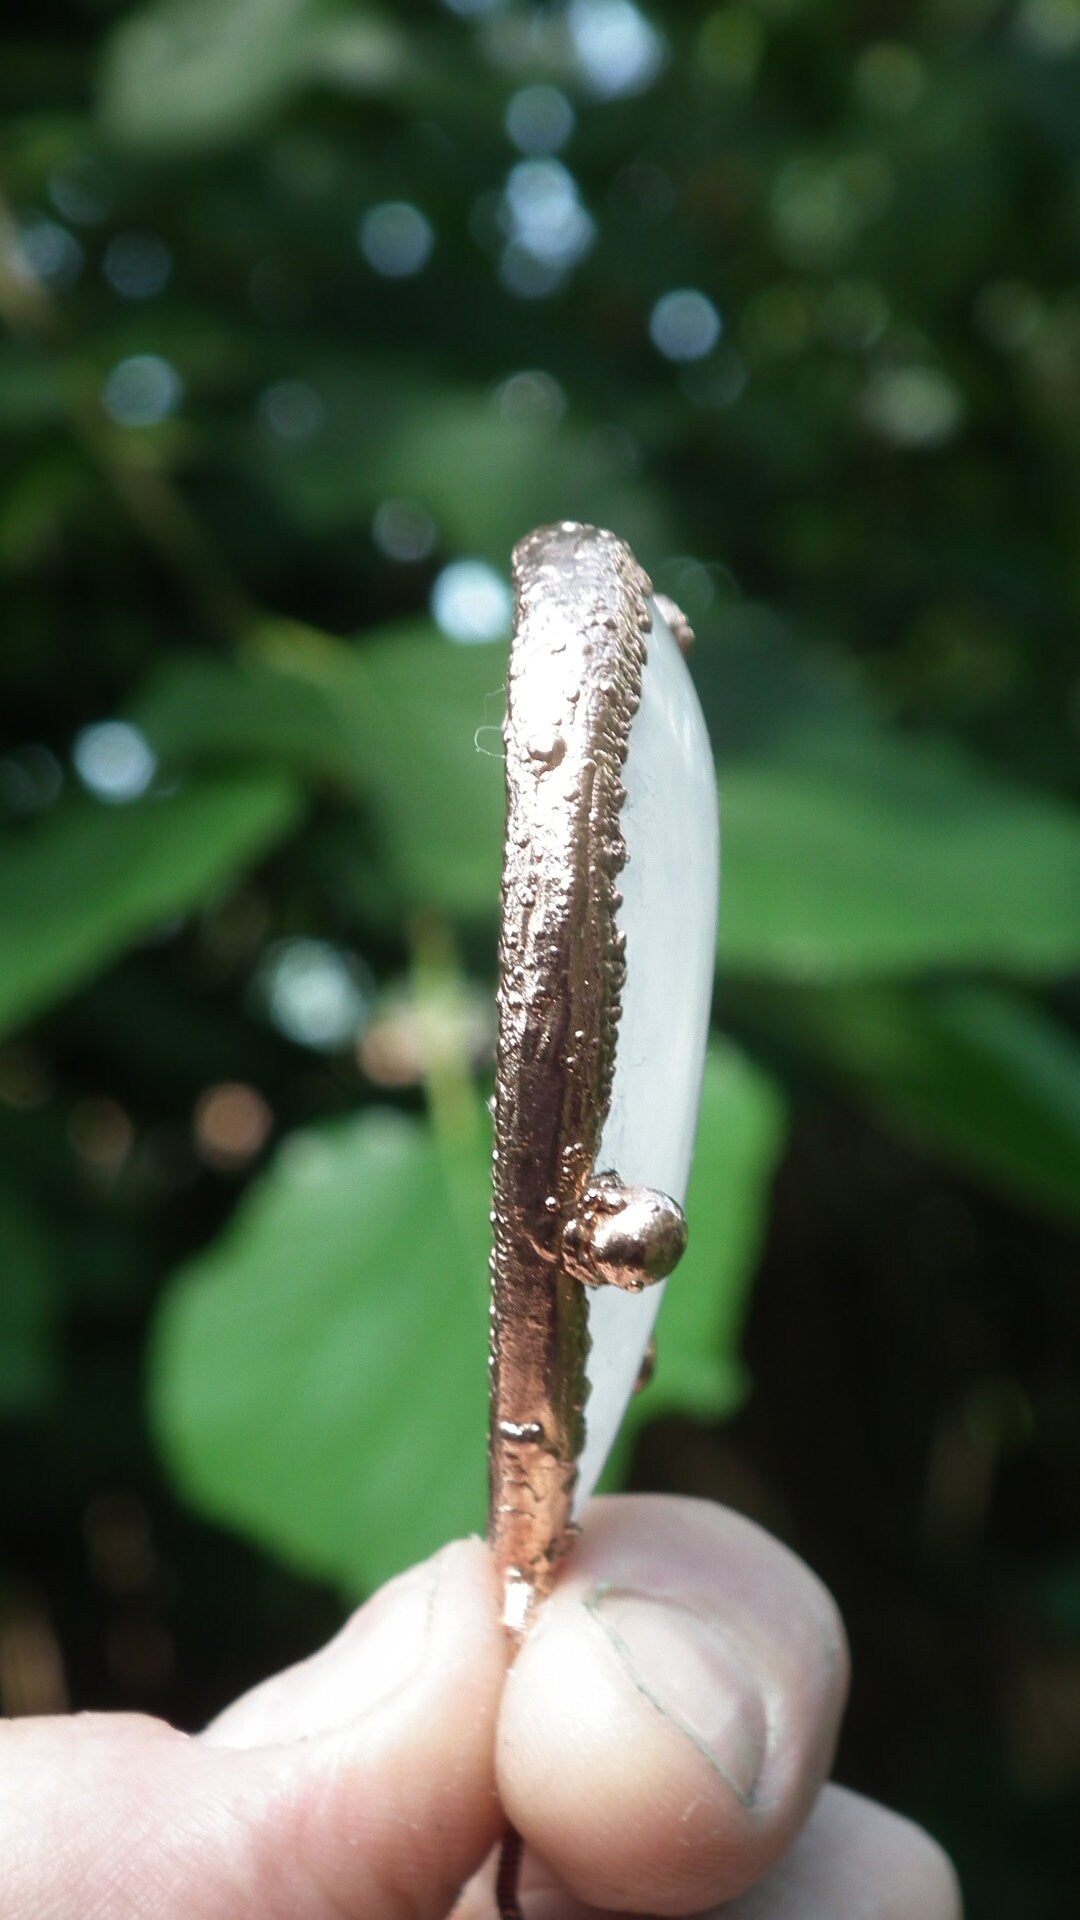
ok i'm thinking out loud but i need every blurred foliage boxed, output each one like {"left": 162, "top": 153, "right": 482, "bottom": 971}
{"left": 153, "top": 1042, "right": 784, "bottom": 1591}
{"left": 2, "top": 0, "right": 1080, "bottom": 1910}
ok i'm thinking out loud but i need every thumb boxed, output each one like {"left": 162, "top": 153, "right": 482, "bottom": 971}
{"left": 0, "top": 1537, "right": 507, "bottom": 1920}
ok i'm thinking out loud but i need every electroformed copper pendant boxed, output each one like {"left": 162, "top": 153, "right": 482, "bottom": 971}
{"left": 488, "top": 523, "right": 720, "bottom": 1638}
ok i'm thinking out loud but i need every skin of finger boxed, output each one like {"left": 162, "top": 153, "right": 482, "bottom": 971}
{"left": 495, "top": 1496, "right": 849, "bottom": 1916}
{"left": 714, "top": 1786, "right": 963, "bottom": 1920}
{"left": 204, "top": 1546, "right": 465, "bottom": 1750}
{"left": 0, "top": 1538, "right": 508, "bottom": 1920}
{"left": 454, "top": 1784, "right": 963, "bottom": 1920}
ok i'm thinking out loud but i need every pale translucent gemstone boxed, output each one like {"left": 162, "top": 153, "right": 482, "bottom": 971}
{"left": 573, "top": 598, "right": 719, "bottom": 1508}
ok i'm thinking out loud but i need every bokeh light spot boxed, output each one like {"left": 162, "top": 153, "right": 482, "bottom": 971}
{"left": 569, "top": 0, "right": 666, "bottom": 98}
{"left": 654, "top": 555, "right": 725, "bottom": 617}
{"left": 68, "top": 1096, "right": 134, "bottom": 1176}
{"left": 1016, "top": 0, "right": 1080, "bottom": 54}
{"left": 103, "top": 231, "right": 173, "bottom": 300}
{"left": 498, "top": 245, "right": 565, "bottom": 299}
{"left": 431, "top": 559, "right": 513, "bottom": 642}
{"left": 360, "top": 985, "right": 494, "bottom": 1088}
{"left": 0, "top": 744, "right": 63, "bottom": 817}
{"left": 852, "top": 42, "right": 926, "bottom": 114}
{"left": 0, "top": 1044, "right": 53, "bottom": 1112}
{"left": 493, "top": 368, "right": 567, "bottom": 423}
{"left": 257, "top": 379, "right": 326, "bottom": 443}
{"left": 373, "top": 498, "right": 438, "bottom": 562}
{"left": 12, "top": 216, "right": 83, "bottom": 292}
{"left": 505, "top": 84, "right": 576, "bottom": 154}
{"left": 649, "top": 288, "right": 722, "bottom": 361}
{"left": 194, "top": 1082, "right": 273, "bottom": 1171}
{"left": 680, "top": 347, "right": 748, "bottom": 409}
{"left": 258, "top": 937, "right": 375, "bottom": 1050}
{"left": 359, "top": 201, "right": 434, "bottom": 277}
{"left": 47, "top": 156, "right": 111, "bottom": 226}
{"left": 101, "top": 354, "right": 182, "bottom": 428}
{"left": 861, "top": 366, "right": 964, "bottom": 449}
{"left": 502, "top": 159, "right": 595, "bottom": 278}
{"left": 771, "top": 153, "right": 893, "bottom": 267}
{"left": 72, "top": 721, "right": 157, "bottom": 803}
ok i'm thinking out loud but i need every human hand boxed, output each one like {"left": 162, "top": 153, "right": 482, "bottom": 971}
{"left": 0, "top": 1496, "right": 960, "bottom": 1918}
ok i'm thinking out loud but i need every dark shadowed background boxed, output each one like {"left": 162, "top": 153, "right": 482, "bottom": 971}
{"left": 2, "top": 1, "right": 1080, "bottom": 1912}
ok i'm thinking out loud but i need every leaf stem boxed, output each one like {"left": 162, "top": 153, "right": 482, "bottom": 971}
{"left": 407, "top": 913, "right": 484, "bottom": 1155}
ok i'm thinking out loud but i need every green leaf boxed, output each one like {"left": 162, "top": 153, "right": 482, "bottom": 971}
{"left": 150, "top": 1042, "right": 783, "bottom": 1593}
{"left": 135, "top": 624, "right": 507, "bottom": 919}
{"left": 98, "top": 0, "right": 317, "bottom": 151}
{"left": 719, "top": 722, "right": 1080, "bottom": 981}
{"left": 241, "top": 365, "right": 674, "bottom": 563}
{"left": 97, "top": 0, "right": 403, "bottom": 153}
{"left": 313, "top": 626, "right": 506, "bottom": 918}
{"left": 0, "top": 773, "right": 301, "bottom": 1040}
{"left": 734, "top": 981, "right": 1080, "bottom": 1227}
{"left": 0, "top": 1183, "right": 61, "bottom": 1417}
{"left": 151, "top": 1106, "right": 492, "bottom": 1594}
{"left": 133, "top": 646, "right": 361, "bottom": 788}
{"left": 136, "top": 616, "right": 1080, "bottom": 980}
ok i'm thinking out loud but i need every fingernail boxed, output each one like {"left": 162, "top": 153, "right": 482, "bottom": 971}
{"left": 586, "top": 1587, "right": 767, "bottom": 1807}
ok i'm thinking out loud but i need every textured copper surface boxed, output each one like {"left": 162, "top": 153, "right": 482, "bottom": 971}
{"left": 487, "top": 522, "right": 654, "bottom": 1626}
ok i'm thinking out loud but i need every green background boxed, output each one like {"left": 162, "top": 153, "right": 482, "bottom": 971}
{"left": 2, "top": 0, "right": 1080, "bottom": 1910}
